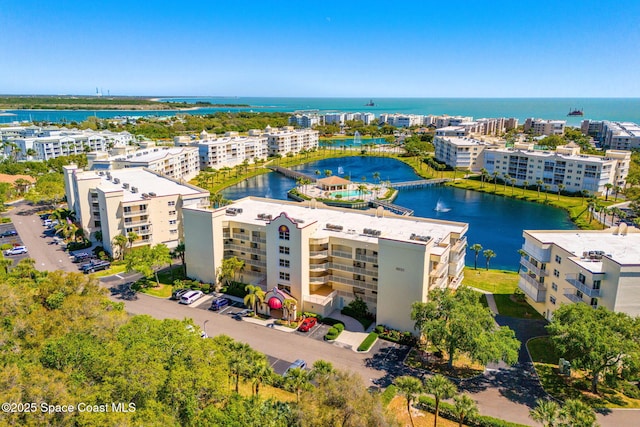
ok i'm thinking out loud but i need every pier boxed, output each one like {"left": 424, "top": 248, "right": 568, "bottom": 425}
{"left": 389, "top": 178, "right": 450, "bottom": 189}
{"left": 369, "top": 200, "right": 414, "bottom": 216}
{"left": 268, "top": 166, "right": 318, "bottom": 182}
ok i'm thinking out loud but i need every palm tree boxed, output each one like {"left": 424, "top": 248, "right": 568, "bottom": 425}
{"left": 394, "top": 376, "right": 423, "bottom": 427}
{"left": 324, "top": 169, "right": 332, "bottom": 178}
{"left": 357, "top": 183, "right": 368, "bottom": 200}
{"left": 244, "top": 284, "right": 265, "bottom": 313}
{"left": 480, "top": 168, "right": 489, "bottom": 189}
{"left": 492, "top": 171, "right": 500, "bottom": 191}
{"left": 559, "top": 399, "right": 597, "bottom": 427}
{"left": 310, "top": 360, "right": 334, "bottom": 386}
{"left": 502, "top": 173, "right": 510, "bottom": 191}
{"left": 0, "top": 255, "right": 13, "bottom": 275}
{"left": 228, "top": 342, "right": 251, "bottom": 393}
{"left": 127, "top": 231, "right": 139, "bottom": 251}
{"left": 112, "top": 234, "right": 128, "bottom": 260}
{"left": 613, "top": 186, "right": 622, "bottom": 202}
{"left": 522, "top": 180, "right": 529, "bottom": 195}
{"left": 604, "top": 183, "right": 613, "bottom": 201}
{"left": 517, "top": 249, "right": 527, "bottom": 273}
{"left": 557, "top": 183, "right": 565, "bottom": 200}
{"left": 453, "top": 394, "right": 479, "bottom": 427}
{"left": 314, "top": 170, "right": 321, "bottom": 178}
{"left": 250, "top": 361, "right": 273, "bottom": 397}
{"left": 544, "top": 184, "right": 551, "bottom": 201}
{"left": 510, "top": 177, "right": 517, "bottom": 195}
{"left": 469, "top": 243, "right": 483, "bottom": 270}
{"left": 173, "top": 242, "right": 186, "bottom": 274}
{"left": 529, "top": 399, "right": 560, "bottom": 427}
{"left": 425, "top": 374, "right": 457, "bottom": 427}
{"left": 483, "top": 249, "right": 496, "bottom": 270}
{"left": 373, "top": 171, "right": 380, "bottom": 183}
{"left": 282, "top": 298, "right": 296, "bottom": 325}
{"left": 286, "top": 368, "right": 311, "bottom": 403}
{"left": 536, "top": 179, "right": 544, "bottom": 199}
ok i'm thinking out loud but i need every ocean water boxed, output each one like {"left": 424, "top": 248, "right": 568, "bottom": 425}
{"left": 3, "top": 97, "right": 640, "bottom": 125}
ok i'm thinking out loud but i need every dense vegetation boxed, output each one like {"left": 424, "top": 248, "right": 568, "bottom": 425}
{"left": 0, "top": 96, "right": 233, "bottom": 110}
{"left": 0, "top": 266, "right": 393, "bottom": 426}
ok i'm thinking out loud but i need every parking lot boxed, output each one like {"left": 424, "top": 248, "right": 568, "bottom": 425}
{"left": 0, "top": 222, "right": 30, "bottom": 265}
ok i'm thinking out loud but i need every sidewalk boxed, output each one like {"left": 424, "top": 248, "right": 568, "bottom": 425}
{"left": 468, "top": 286, "right": 499, "bottom": 314}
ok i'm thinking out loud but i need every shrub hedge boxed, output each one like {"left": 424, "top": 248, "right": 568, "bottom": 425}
{"left": 357, "top": 332, "right": 378, "bottom": 352}
{"left": 324, "top": 327, "right": 340, "bottom": 341}
{"left": 322, "top": 317, "right": 345, "bottom": 327}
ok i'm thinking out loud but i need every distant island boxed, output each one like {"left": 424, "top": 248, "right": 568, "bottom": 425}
{"left": 0, "top": 96, "right": 249, "bottom": 111}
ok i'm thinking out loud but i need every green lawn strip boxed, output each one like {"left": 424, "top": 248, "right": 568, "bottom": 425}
{"left": 380, "top": 385, "right": 397, "bottom": 406}
{"left": 493, "top": 294, "right": 544, "bottom": 319}
{"left": 141, "top": 284, "right": 172, "bottom": 298}
{"left": 92, "top": 264, "right": 127, "bottom": 278}
{"left": 528, "top": 337, "right": 640, "bottom": 408}
{"left": 357, "top": 332, "right": 378, "bottom": 352}
{"left": 405, "top": 348, "right": 484, "bottom": 379}
{"left": 462, "top": 267, "right": 519, "bottom": 294}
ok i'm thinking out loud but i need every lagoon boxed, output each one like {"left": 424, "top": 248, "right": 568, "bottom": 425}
{"left": 227, "top": 156, "right": 576, "bottom": 271}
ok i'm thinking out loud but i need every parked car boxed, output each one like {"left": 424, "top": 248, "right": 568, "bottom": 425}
{"left": 5, "top": 246, "right": 27, "bottom": 256}
{"left": 81, "top": 260, "right": 111, "bottom": 274}
{"left": 73, "top": 252, "right": 93, "bottom": 263}
{"left": 298, "top": 317, "right": 317, "bottom": 332}
{"left": 42, "top": 219, "right": 52, "bottom": 227}
{"left": 180, "top": 290, "right": 204, "bottom": 305}
{"left": 170, "top": 288, "right": 191, "bottom": 301}
{"left": 0, "top": 230, "right": 17, "bottom": 238}
{"left": 208, "top": 297, "right": 230, "bottom": 311}
{"left": 284, "top": 359, "right": 307, "bottom": 377}
{"left": 232, "top": 308, "right": 254, "bottom": 320}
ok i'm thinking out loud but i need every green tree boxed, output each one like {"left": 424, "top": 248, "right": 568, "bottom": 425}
{"left": 469, "top": 243, "right": 483, "bottom": 270}
{"left": 282, "top": 298, "right": 296, "bottom": 326}
{"left": 112, "top": 234, "right": 128, "bottom": 260}
{"left": 127, "top": 231, "right": 139, "bottom": 251}
{"left": 286, "top": 367, "right": 312, "bottom": 403}
{"left": 243, "top": 284, "right": 265, "bottom": 313}
{"left": 529, "top": 398, "right": 560, "bottom": 427}
{"left": 483, "top": 249, "right": 496, "bottom": 270}
{"left": 173, "top": 242, "right": 186, "bottom": 273}
{"left": 547, "top": 304, "right": 640, "bottom": 394}
{"left": 216, "top": 256, "right": 245, "bottom": 289}
{"left": 424, "top": 374, "right": 457, "bottom": 427}
{"left": 558, "top": 399, "right": 599, "bottom": 427}
{"left": 125, "top": 244, "right": 172, "bottom": 286}
{"left": 453, "top": 394, "right": 479, "bottom": 427}
{"left": 411, "top": 287, "right": 520, "bottom": 368}
{"left": 394, "top": 376, "right": 423, "bottom": 427}
{"left": 604, "top": 183, "right": 613, "bottom": 201}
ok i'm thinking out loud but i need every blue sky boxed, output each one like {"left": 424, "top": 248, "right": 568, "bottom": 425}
{"left": 2, "top": 0, "right": 639, "bottom": 97}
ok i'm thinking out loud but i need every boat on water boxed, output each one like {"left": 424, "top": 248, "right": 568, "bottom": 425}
{"left": 365, "top": 99, "right": 375, "bottom": 106}
{"left": 567, "top": 108, "right": 584, "bottom": 116}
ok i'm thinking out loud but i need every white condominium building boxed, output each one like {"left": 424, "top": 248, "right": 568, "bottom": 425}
{"left": 64, "top": 165, "right": 209, "bottom": 255}
{"left": 264, "top": 126, "right": 319, "bottom": 156}
{"left": 198, "top": 131, "right": 269, "bottom": 170}
{"left": 482, "top": 143, "right": 630, "bottom": 194}
{"left": 524, "top": 118, "right": 566, "bottom": 136}
{"left": 183, "top": 197, "right": 468, "bottom": 333}
{"left": 87, "top": 146, "right": 200, "bottom": 181}
{"left": 518, "top": 226, "right": 640, "bottom": 320}
{"left": 289, "top": 113, "right": 321, "bottom": 128}
{"left": 324, "top": 113, "right": 345, "bottom": 124}
{"left": 379, "top": 114, "right": 425, "bottom": 127}
{"left": 581, "top": 120, "right": 640, "bottom": 150}
{"left": 435, "top": 115, "right": 474, "bottom": 128}
{"left": 433, "top": 136, "right": 493, "bottom": 171}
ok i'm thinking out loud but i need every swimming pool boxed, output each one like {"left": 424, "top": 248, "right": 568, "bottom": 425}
{"left": 330, "top": 189, "right": 369, "bottom": 198}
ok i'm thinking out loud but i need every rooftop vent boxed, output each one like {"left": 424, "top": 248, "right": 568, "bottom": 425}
{"left": 292, "top": 218, "right": 305, "bottom": 224}
{"left": 226, "top": 207, "right": 243, "bottom": 216}
{"left": 141, "top": 193, "right": 149, "bottom": 199}
{"left": 131, "top": 186, "right": 138, "bottom": 193}
{"left": 113, "top": 178, "right": 120, "bottom": 184}
{"left": 148, "top": 192, "right": 157, "bottom": 197}
{"left": 363, "top": 228, "right": 381, "bottom": 237}
{"left": 122, "top": 183, "right": 129, "bottom": 189}
{"left": 257, "top": 213, "right": 273, "bottom": 221}
{"left": 326, "top": 223, "right": 343, "bottom": 231}
{"left": 410, "top": 233, "right": 432, "bottom": 242}
{"left": 98, "top": 171, "right": 105, "bottom": 176}
{"left": 581, "top": 250, "right": 605, "bottom": 260}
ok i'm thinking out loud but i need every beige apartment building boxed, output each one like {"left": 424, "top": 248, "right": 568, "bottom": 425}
{"left": 524, "top": 118, "right": 566, "bottom": 136}
{"left": 183, "top": 197, "right": 468, "bottom": 332}
{"left": 64, "top": 165, "right": 209, "bottom": 256}
{"left": 518, "top": 226, "right": 640, "bottom": 320}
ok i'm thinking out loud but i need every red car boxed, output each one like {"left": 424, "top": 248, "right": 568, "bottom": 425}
{"left": 298, "top": 317, "right": 317, "bottom": 332}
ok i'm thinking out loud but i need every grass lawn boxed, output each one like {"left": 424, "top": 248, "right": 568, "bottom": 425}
{"left": 92, "top": 264, "right": 127, "bottom": 278}
{"left": 141, "top": 284, "right": 172, "bottom": 298}
{"left": 462, "top": 267, "right": 519, "bottom": 294}
{"left": 493, "top": 294, "right": 544, "bottom": 320}
{"left": 236, "top": 380, "right": 296, "bottom": 402}
{"left": 388, "top": 396, "right": 463, "bottom": 427}
{"left": 405, "top": 348, "right": 484, "bottom": 379}
{"left": 528, "top": 337, "right": 640, "bottom": 408}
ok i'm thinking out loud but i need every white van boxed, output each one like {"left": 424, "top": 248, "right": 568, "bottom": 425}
{"left": 179, "top": 290, "right": 204, "bottom": 305}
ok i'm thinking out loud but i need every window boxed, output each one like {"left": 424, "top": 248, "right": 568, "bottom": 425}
{"left": 279, "top": 272, "right": 290, "bottom": 281}
{"left": 576, "top": 290, "right": 584, "bottom": 299}
{"left": 578, "top": 273, "right": 586, "bottom": 284}
{"left": 124, "top": 206, "right": 131, "bottom": 213}
{"left": 278, "top": 225, "right": 290, "bottom": 240}
{"left": 170, "top": 229, "right": 178, "bottom": 235}
{"left": 555, "top": 255, "right": 561, "bottom": 264}
{"left": 278, "top": 284, "right": 291, "bottom": 293}
{"left": 279, "top": 246, "right": 290, "bottom": 254}
{"left": 590, "top": 298, "right": 598, "bottom": 307}
{"left": 169, "top": 219, "right": 177, "bottom": 225}
{"left": 169, "top": 210, "right": 176, "bottom": 216}
{"left": 553, "top": 269, "right": 560, "bottom": 278}
{"left": 550, "top": 296, "right": 556, "bottom": 305}
{"left": 168, "top": 201, "right": 176, "bottom": 206}
{"left": 279, "top": 259, "right": 290, "bottom": 268}
{"left": 552, "top": 282, "right": 558, "bottom": 291}
{"left": 593, "top": 280, "right": 601, "bottom": 290}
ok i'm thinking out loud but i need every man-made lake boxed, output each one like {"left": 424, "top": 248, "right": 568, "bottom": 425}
{"left": 222, "top": 157, "right": 576, "bottom": 271}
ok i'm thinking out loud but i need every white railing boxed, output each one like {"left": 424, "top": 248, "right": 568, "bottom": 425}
{"left": 331, "top": 250, "right": 353, "bottom": 259}
{"left": 565, "top": 275, "right": 602, "bottom": 298}
{"left": 520, "top": 258, "right": 549, "bottom": 277}
{"left": 355, "top": 253, "right": 378, "bottom": 263}
{"left": 304, "top": 290, "right": 337, "bottom": 306}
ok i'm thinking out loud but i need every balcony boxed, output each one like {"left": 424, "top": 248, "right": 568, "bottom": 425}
{"left": 451, "top": 236, "right": 467, "bottom": 253}
{"left": 565, "top": 275, "right": 602, "bottom": 298}
{"left": 518, "top": 272, "right": 547, "bottom": 303}
{"left": 355, "top": 253, "right": 378, "bottom": 263}
{"left": 331, "top": 250, "right": 353, "bottom": 259}
{"left": 563, "top": 291, "right": 584, "bottom": 303}
{"left": 328, "top": 275, "right": 378, "bottom": 291}
{"left": 233, "top": 233, "right": 250, "bottom": 241}
{"left": 522, "top": 242, "right": 551, "bottom": 263}
{"left": 309, "top": 277, "right": 330, "bottom": 285}
{"left": 225, "top": 244, "right": 266, "bottom": 255}
{"left": 244, "top": 259, "right": 266, "bottom": 268}
{"left": 252, "top": 236, "right": 266, "bottom": 243}
{"left": 430, "top": 262, "right": 448, "bottom": 278}
{"left": 326, "top": 262, "right": 378, "bottom": 277}
{"left": 309, "top": 263, "right": 328, "bottom": 272}
{"left": 520, "top": 258, "right": 549, "bottom": 277}
{"left": 124, "top": 208, "right": 147, "bottom": 217}
{"left": 304, "top": 290, "right": 338, "bottom": 306}
{"left": 310, "top": 250, "right": 328, "bottom": 258}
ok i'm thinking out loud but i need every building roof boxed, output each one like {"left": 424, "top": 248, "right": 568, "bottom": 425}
{"left": 124, "top": 146, "right": 197, "bottom": 163}
{"left": 525, "top": 228, "right": 640, "bottom": 267}
{"left": 77, "top": 168, "right": 207, "bottom": 202}
{"left": 318, "top": 176, "right": 352, "bottom": 186}
{"left": 0, "top": 173, "right": 35, "bottom": 184}
{"left": 214, "top": 197, "right": 467, "bottom": 246}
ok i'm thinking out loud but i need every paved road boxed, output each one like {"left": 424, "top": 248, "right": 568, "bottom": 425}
{"left": 10, "top": 201, "right": 638, "bottom": 426}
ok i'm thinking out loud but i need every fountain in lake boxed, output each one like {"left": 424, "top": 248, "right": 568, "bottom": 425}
{"left": 434, "top": 198, "right": 451, "bottom": 213}
{"left": 353, "top": 130, "right": 362, "bottom": 145}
